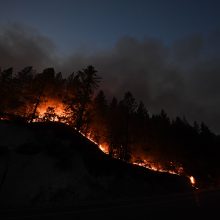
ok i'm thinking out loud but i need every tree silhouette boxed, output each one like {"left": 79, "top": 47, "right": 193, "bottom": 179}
{"left": 64, "top": 65, "right": 101, "bottom": 131}
{"left": 107, "top": 97, "right": 120, "bottom": 157}
{"left": 117, "top": 92, "right": 137, "bottom": 161}
{"left": 89, "top": 90, "right": 108, "bottom": 144}
{"left": 0, "top": 68, "right": 14, "bottom": 113}
{"left": 14, "top": 66, "right": 35, "bottom": 118}
{"left": 0, "top": 64, "right": 219, "bottom": 188}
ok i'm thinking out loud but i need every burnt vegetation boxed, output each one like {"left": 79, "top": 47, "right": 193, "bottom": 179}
{"left": 0, "top": 65, "right": 220, "bottom": 189}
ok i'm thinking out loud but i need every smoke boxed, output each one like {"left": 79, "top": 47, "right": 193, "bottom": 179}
{"left": 61, "top": 32, "right": 220, "bottom": 133}
{"left": 0, "top": 23, "right": 57, "bottom": 71}
{"left": 0, "top": 23, "right": 220, "bottom": 133}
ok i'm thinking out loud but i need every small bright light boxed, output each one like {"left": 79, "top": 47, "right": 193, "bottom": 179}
{"left": 189, "top": 176, "right": 196, "bottom": 185}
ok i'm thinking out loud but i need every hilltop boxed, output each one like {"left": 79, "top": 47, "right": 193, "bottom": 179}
{"left": 0, "top": 120, "right": 193, "bottom": 208}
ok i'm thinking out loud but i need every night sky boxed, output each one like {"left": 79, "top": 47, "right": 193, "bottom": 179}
{"left": 0, "top": 0, "right": 220, "bottom": 133}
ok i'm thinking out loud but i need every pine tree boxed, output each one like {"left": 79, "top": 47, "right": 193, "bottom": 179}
{"left": 64, "top": 66, "right": 101, "bottom": 131}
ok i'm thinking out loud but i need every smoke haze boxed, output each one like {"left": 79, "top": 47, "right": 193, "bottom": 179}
{"left": 1, "top": 24, "right": 220, "bottom": 133}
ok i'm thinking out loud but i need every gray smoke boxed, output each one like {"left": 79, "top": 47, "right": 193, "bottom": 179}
{"left": 0, "top": 23, "right": 57, "bottom": 71}
{"left": 0, "top": 23, "right": 220, "bottom": 133}
{"left": 61, "top": 33, "right": 220, "bottom": 133}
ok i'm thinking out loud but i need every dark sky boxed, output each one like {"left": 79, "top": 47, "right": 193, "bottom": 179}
{"left": 0, "top": 0, "right": 220, "bottom": 133}
{"left": 0, "top": 0, "right": 219, "bottom": 53}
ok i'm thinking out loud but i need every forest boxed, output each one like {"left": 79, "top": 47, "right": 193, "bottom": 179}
{"left": 0, "top": 65, "right": 220, "bottom": 189}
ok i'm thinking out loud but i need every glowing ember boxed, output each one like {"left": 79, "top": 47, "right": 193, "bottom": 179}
{"left": 98, "top": 143, "right": 109, "bottom": 154}
{"left": 79, "top": 131, "right": 109, "bottom": 154}
{"left": 189, "top": 176, "right": 196, "bottom": 185}
{"left": 133, "top": 160, "right": 184, "bottom": 176}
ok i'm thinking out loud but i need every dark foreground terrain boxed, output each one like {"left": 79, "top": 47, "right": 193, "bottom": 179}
{"left": 0, "top": 120, "right": 206, "bottom": 219}
{"left": 0, "top": 188, "right": 220, "bottom": 219}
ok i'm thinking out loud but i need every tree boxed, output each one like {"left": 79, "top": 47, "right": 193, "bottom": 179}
{"left": 136, "top": 101, "right": 149, "bottom": 121}
{"left": 193, "top": 121, "right": 200, "bottom": 135}
{"left": 118, "top": 92, "right": 137, "bottom": 161}
{"left": 89, "top": 90, "right": 108, "bottom": 144}
{"left": 119, "top": 91, "right": 137, "bottom": 115}
{"left": 107, "top": 97, "right": 120, "bottom": 157}
{"left": 13, "top": 66, "right": 35, "bottom": 118}
{"left": 75, "top": 65, "right": 101, "bottom": 131}
{"left": 64, "top": 65, "right": 101, "bottom": 131}
{"left": 133, "top": 101, "right": 150, "bottom": 154}
{"left": 29, "top": 68, "right": 56, "bottom": 122}
{"left": 200, "top": 122, "right": 213, "bottom": 138}
{"left": 0, "top": 68, "right": 14, "bottom": 113}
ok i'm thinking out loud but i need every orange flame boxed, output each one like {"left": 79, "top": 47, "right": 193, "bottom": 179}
{"left": 31, "top": 98, "right": 197, "bottom": 188}
{"left": 79, "top": 131, "right": 109, "bottom": 154}
{"left": 189, "top": 176, "right": 196, "bottom": 185}
{"left": 133, "top": 159, "right": 184, "bottom": 175}
{"left": 36, "top": 99, "right": 66, "bottom": 121}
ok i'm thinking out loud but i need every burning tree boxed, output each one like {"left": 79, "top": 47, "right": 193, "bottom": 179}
{"left": 1, "top": 64, "right": 220, "bottom": 189}
{"left": 42, "top": 107, "right": 58, "bottom": 122}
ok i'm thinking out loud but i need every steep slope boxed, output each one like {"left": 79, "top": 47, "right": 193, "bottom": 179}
{"left": 0, "top": 121, "right": 193, "bottom": 208}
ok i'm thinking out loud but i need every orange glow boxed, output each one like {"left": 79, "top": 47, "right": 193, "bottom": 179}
{"left": 189, "top": 176, "right": 196, "bottom": 185}
{"left": 79, "top": 131, "right": 109, "bottom": 154}
{"left": 98, "top": 143, "right": 109, "bottom": 154}
{"left": 35, "top": 99, "right": 66, "bottom": 122}
{"left": 132, "top": 159, "right": 184, "bottom": 176}
{"left": 23, "top": 98, "right": 197, "bottom": 188}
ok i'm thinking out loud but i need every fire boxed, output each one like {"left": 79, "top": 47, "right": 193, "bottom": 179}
{"left": 79, "top": 131, "right": 109, "bottom": 154}
{"left": 189, "top": 176, "right": 196, "bottom": 185}
{"left": 133, "top": 159, "right": 184, "bottom": 176}
{"left": 14, "top": 98, "right": 196, "bottom": 188}
{"left": 98, "top": 143, "right": 109, "bottom": 154}
{"left": 36, "top": 99, "right": 66, "bottom": 122}
{"left": 133, "top": 159, "right": 198, "bottom": 188}
{"left": 33, "top": 99, "right": 109, "bottom": 155}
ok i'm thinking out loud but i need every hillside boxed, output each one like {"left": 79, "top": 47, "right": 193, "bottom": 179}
{"left": 0, "top": 120, "right": 193, "bottom": 208}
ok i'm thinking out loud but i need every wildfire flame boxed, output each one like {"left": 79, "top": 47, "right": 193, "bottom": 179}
{"left": 189, "top": 176, "right": 196, "bottom": 186}
{"left": 79, "top": 131, "right": 109, "bottom": 154}
{"left": 36, "top": 99, "right": 66, "bottom": 121}
{"left": 132, "top": 160, "right": 184, "bottom": 175}
{"left": 9, "top": 98, "right": 196, "bottom": 188}
{"left": 98, "top": 143, "right": 109, "bottom": 154}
